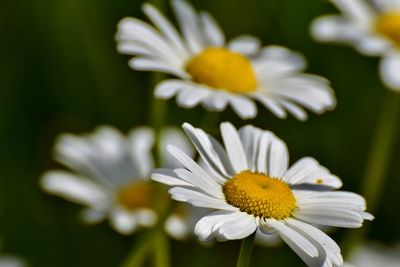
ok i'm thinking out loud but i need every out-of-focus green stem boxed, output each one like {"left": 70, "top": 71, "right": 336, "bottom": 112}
{"left": 236, "top": 233, "right": 255, "bottom": 267}
{"left": 153, "top": 232, "right": 170, "bottom": 267}
{"left": 120, "top": 204, "right": 174, "bottom": 267}
{"left": 343, "top": 90, "right": 400, "bottom": 256}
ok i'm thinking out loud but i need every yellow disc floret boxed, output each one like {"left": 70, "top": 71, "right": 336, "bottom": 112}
{"left": 223, "top": 171, "right": 296, "bottom": 219}
{"left": 117, "top": 181, "right": 152, "bottom": 210}
{"left": 185, "top": 47, "right": 257, "bottom": 93}
{"left": 376, "top": 11, "right": 400, "bottom": 47}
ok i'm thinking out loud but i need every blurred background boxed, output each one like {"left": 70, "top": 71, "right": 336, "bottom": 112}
{"left": 1, "top": 0, "right": 399, "bottom": 266}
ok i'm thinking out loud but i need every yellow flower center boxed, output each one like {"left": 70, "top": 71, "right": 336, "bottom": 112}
{"left": 117, "top": 181, "right": 152, "bottom": 210}
{"left": 185, "top": 47, "right": 257, "bottom": 93}
{"left": 376, "top": 11, "right": 400, "bottom": 46}
{"left": 223, "top": 171, "right": 296, "bottom": 219}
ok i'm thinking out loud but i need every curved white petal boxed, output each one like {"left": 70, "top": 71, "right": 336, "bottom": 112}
{"left": 128, "top": 127, "right": 155, "bottom": 178}
{"left": 167, "top": 144, "right": 224, "bottom": 189}
{"left": 380, "top": 52, "right": 400, "bottom": 91}
{"left": 283, "top": 157, "right": 342, "bottom": 189}
{"left": 228, "top": 95, "right": 258, "bottom": 119}
{"left": 215, "top": 212, "right": 258, "bottom": 241}
{"left": 155, "top": 79, "right": 187, "bottom": 99}
{"left": 220, "top": 122, "right": 248, "bottom": 172}
{"left": 200, "top": 12, "right": 225, "bottom": 46}
{"left": 266, "top": 219, "right": 319, "bottom": 258}
{"left": 128, "top": 57, "right": 188, "bottom": 78}
{"left": 194, "top": 210, "right": 240, "bottom": 241}
{"left": 256, "top": 131, "right": 289, "bottom": 177}
{"left": 182, "top": 123, "right": 233, "bottom": 180}
{"left": 110, "top": 208, "right": 138, "bottom": 235}
{"left": 238, "top": 125, "right": 264, "bottom": 172}
{"left": 169, "top": 187, "right": 236, "bottom": 211}
{"left": 159, "top": 126, "right": 194, "bottom": 169}
{"left": 41, "top": 171, "right": 109, "bottom": 209}
{"left": 142, "top": 3, "right": 189, "bottom": 58}
{"left": 228, "top": 35, "right": 261, "bottom": 56}
{"left": 172, "top": 0, "right": 204, "bottom": 54}
{"left": 151, "top": 168, "right": 193, "bottom": 187}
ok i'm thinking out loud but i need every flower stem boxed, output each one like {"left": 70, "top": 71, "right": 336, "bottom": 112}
{"left": 361, "top": 91, "right": 399, "bottom": 211}
{"left": 342, "top": 90, "right": 400, "bottom": 256}
{"left": 236, "top": 233, "right": 255, "bottom": 267}
{"left": 120, "top": 204, "right": 174, "bottom": 267}
{"left": 153, "top": 232, "right": 170, "bottom": 267}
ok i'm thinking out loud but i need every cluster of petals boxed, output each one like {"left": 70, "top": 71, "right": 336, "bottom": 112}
{"left": 312, "top": 0, "right": 400, "bottom": 91}
{"left": 152, "top": 122, "right": 373, "bottom": 266}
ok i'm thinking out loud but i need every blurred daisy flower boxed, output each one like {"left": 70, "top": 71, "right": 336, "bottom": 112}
{"left": 116, "top": 0, "right": 336, "bottom": 120}
{"left": 0, "top": 256, "right": 25, "bottom": 267}
{"left": 152, "top": 122, "right": 373, "bottom": 266}
{"left": 311, "top": 0, "right": 400, "bottom": 91}
{"left": 41, "top": 126, "right": 193, "bottom": 235}
{"left": 345, "top": 242, "right": 400, "bottom": 267}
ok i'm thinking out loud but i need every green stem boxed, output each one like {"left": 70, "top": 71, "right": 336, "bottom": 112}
{"left": 153, "top": 232, "right": 170, "bottom": 267}
{"left": 120, "top": 204, "right": 174, "bottom": 267}
{"left": 361, "top": 91, "right": 400, "bottom": 211}
{"left": 236, "top": 233, "right": 255, "bottom": 267}
{"left": 342, "top": 90, "right": 400, "bottom": 256}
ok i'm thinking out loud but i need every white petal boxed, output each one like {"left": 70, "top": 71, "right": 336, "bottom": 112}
{"left": 155, "top": 79, "right": 186, "bottom": 99}
{"left": 293, "top": 206, "right": 366, "bottom": 228}
{"left": 142, "top": 3, "right": 189, "bottom": 58}
{"left": 228, "top": 95, "right": 258, "bottom": 119}
{"left": 330, "top": 0, "right": 374, "bottom": 23}
{"left": 80, "top": 208, "right": 107, "bottom": 224}
{"left": 159, "top": 126, "right": 194, "bottom": 169}
{"left": 310, "top": 16, "right": 355, "bottom": 42}
{"left": 151, "top": 168, "right": 193, "bottom": 187}
{"left": 201, "top": 91, "right": 229, "bottom": 111}
{"left": 194, "top": 210, "right": 239, "bottom": 241}
{"left": 169, "top": 187, "right": 236, "bottom": 211}
{"left": 283, "top": 157, "right": 342, "bottom": 189}
{"left": 275, "top": 99, "right": 308, "bottom": 121}
{"left": 41, "top": 171, "right": 109, "bottom": 209}
{"left": 117, "top": 17, "right": 182, "bottom": 64}
{"left": 110, "top": 208, "right": 138, "bottom": 235}
{"left": 165, "top": 214, "right": 191, "bottom": 240}
{"left": 228, "top": 35, "right": 261, "bottom": 56}
{"left": 175, "top": 86, "right": 211, "bottom": 108}
{"left": 266, "top": 219, "right": 319, "bottom": 258}
{"left": 215, "top": 212, "right": 258, "bottom": 241}
{"left": 182, "top": 123, "right": 233, "bottom": 181}
{"left": 128, "top": 127, "right": 155, "bottom": 178}
{"left": 174, "top": 168, "right": 224, "bottom": 198}
{"left": 238, "top": 125, "right": 264, "bottom": 172}
{"left": 128, "top": 57, "right": 188, "bottom": 78}
{"left": 380, "top": 52, "right": 400, "bottom": 91}
{"left": 256, "top": 131, "right": 289, "bottom": 177}
{"left": 286, "top": 218, "right": 343, "bottom": 266}
{"left": 172, "top": 0, "right": 204, "bottom": 54}
{"left": 251, "top": 94, "right": 288, "bottom": 119}
{"left": 220, "top": 122, "right": 248, "bottom": 172}
{"left": 167, "top": 145, "right": 223, "bottom": 190}
{"left": 200, "top": 12, "right": 225, "bottom": 46}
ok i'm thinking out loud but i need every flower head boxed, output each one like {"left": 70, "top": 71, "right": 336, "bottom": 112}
{"left": 311, "top": 0, "right": 400, "bottom": 91}
{"left": 152, "top": 122, "right": 373, "bottom": 266}
{"left": 41, "top": 126, "right": 193, "bottom": 235}
{"left": 116, "top": 0, "right": 336, "bottom": 120}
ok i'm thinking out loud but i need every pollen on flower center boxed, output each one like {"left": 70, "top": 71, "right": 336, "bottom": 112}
{"left": 376, "top": 11, "right": 400, "bottom": 46}
{"left": 185, "top": 47, "right": 257, "bottom": 93}
{"left": 117, "top": 181, "right": 152, "bottom": 210}
{"left": 223, "top": 171, "right": 296, "bottom": 219}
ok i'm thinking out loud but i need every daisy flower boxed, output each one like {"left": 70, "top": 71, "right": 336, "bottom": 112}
{"left": 41, "top": 125, "right": 193, "bottom": 235}
{"left": 311, "top": 0, "right": 400, "bottom": 91}
{"left": 116, "top": 0, "right": 336, "bottom": 120}
{"left": 152, "top": 122, "right": 373, "bottom": 266}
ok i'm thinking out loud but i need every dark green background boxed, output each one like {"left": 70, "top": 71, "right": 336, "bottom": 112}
{"left": 1, "top": 0, "right": 399, "bottom": 266}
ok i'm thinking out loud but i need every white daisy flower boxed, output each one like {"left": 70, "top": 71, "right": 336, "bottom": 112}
{"left": 152, "top": 122, "right": 373, "bottom": 266}
{"left": 116, "top": 0, "right": 336, "bottom": 120}
{"left": 0, "top": 256, "right": 25, "bottom": 267}
{"left": 311, "top": 0, "right": 400, "bottom": 91}
{"left": 345, "top": 242, "right": 400, "bottom": 267}
{"left": 41, "top": 125, "right": 193, "bottom": 235}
